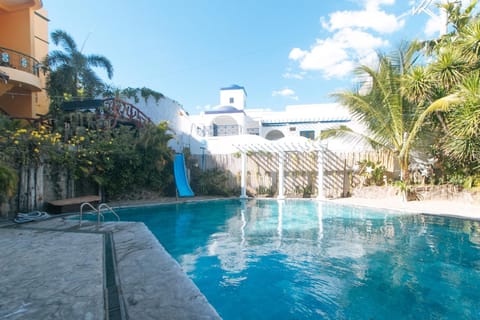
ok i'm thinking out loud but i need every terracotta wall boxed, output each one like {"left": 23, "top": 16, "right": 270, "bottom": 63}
{"left": 0, "top": 6, "right": 49, "bottom": 117}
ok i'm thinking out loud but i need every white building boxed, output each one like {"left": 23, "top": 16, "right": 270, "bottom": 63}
{"left": 188, "top": 85, "right": 368, "bottom": 154}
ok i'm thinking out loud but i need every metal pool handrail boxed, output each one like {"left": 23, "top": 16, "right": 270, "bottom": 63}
{"left": 98, "top": 203, "right": 120, "bottom": 222}
{"left": 79, "top": 202, "right": 120, "bottom": 227}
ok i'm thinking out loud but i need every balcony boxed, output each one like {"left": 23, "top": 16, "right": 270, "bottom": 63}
{"left": 0, "top": 0, "right": 42, "bottom": 13}
{"left": 0, "top": 46, "right": 42, "bottom": 91}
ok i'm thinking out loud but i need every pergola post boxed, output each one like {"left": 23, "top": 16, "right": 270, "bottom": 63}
{"left": 277, "top": 151, "right": 285, "bottom": 200}
{"left": 316, "top": 147, "right": 324, "bottom": 200}
{"left": 240, "top": 151, "right": 248, "bottom": 199}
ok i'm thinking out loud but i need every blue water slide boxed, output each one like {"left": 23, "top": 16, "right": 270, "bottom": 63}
{"left": 173, "top": 153, "right": 195, "bottom": 197}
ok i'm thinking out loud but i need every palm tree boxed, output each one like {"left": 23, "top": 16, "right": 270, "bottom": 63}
{"left": 435, "top": 72, "right": 480, "bottom": 172}
{"left": 325, "top": 43, "right": 453, "bottom": 182}
{"left": 421, "top": 1, "right": 480, "bottom": 175}
{"left": 326, "top": 2, "right": 480, "bottom": 184}
{"left": 136, "top": 122, "right": 174, "bottom": 192}
{"left": 45, "top": 30, "right": 113, "bottom": 99}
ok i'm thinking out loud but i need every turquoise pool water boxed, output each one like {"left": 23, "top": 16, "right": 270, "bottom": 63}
{"left": 108, "top": 199, "right": 480, "bottom": 319}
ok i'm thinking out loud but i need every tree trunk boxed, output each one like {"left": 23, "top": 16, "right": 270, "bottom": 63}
{"left": 400, "top": 155, "right": 410, "bottom": 183}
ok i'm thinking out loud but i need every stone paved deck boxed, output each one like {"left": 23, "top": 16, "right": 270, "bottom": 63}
{"left": 0, "top": 228, "right": 104, "bottom": 319}
{"left": 0, "top": 218, "right": 220, "bottom": 320}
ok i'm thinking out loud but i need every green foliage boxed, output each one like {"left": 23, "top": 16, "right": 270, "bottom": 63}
{"left": 1, "top": 125, "right": 63, "bottom": 167}
{"left": 191, "top": 168, "right": 234, "bottom": 196}
{"left": 330, "top": 42, "right": 442, "bottom": 182}
{"left": 418, "top": 2, "right": 480, "bottom": 181}
{"left": 140, "top": 87, "right": 164, "bottom": 103}
{"left": 0, "top": 110, "right": 175, "bottom": 199}
{"left": 0, "top": 162, "right": 18, "bottom": 200}
{"left": 302, "top": 184, "right": 313, "bottom": 198}
{"left": 57, "top": 123, "right": 174, "bottom": 198}
{"left": 463, "top": 174, "right": 480, "bottom": 189}
{"left": 135, "top": 122, "right": 175, "bottom": 195}
{"left": 44, "top": 29, "right": 113, "bottom": 99}
{"left": 356, "top": 160, "right": 386, "bottom": 186}
{"left": 110, "top": 87, "right": 165, "bottom": 104}
{"left": 256, "top": 185, "right": 274, "bottom": 197}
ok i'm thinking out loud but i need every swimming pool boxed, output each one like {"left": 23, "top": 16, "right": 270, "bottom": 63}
{"left": 108, "top": 199, "right": 480, "bottom": 319}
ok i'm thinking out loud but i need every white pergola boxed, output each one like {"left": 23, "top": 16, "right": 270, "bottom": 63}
{"left": 233, "top": 136, "right": 326, "bottom": 200}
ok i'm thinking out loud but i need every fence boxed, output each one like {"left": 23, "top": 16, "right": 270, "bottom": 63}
{"left": 190, "top": 149, "right": 398, "bottom": 198}
{"left": 1, "top": 149, "right": 397, "bottom": 217}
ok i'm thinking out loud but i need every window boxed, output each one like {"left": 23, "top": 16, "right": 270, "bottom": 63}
{"left": 229, "top": 97, "right": 234, "bottom": 104}
{"left": 300, "top": 130, "right": 315, "bottom": 140}
{"left": 21, "top": 57, "right": 28, "bottom": 68}
{"left": 1, "top": 52, "right": 9, "bottom": 63}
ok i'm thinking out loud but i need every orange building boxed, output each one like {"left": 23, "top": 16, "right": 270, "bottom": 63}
{"left": 0, "top": 0, "right": 49, "bottom": 118}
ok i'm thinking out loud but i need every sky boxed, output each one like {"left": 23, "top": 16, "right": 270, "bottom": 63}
{"left": 43, "top": 0, "right": 462, "bottom": 114}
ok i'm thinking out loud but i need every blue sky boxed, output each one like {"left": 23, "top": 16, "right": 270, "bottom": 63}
{"left": 43, "top": 0, "right": 456, "bottom": 113}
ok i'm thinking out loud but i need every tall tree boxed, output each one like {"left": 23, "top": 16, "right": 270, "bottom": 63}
{"left": 44, "top": 30, "right": 113, "bottom": 99}
{"left": 421, "top": 1, "right": 480, "bottom": 175}
{"left": 325, "top": 43, "right": 452, "bottom": 182}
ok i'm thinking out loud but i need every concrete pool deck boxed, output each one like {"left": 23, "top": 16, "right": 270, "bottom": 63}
{"left": 329, "top": 197, "right": 480, "bottom": 220}
{"left": 1, "top": 195, "right": 479, "bottom": 319}
{"left": 0, "top": 217, "right": 221, "bottom": 320}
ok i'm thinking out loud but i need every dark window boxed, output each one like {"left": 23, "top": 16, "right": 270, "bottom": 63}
{"left": 300, "top": 130, "right": 315, "bottom": 140}
{"left": 229, "top": 97, "right": 234, "bottom": 104}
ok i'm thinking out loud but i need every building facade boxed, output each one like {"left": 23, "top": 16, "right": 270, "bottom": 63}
{"left": 0, "top": 0, "right": 49, "bottom": 118}
{"left": 188, "top": 85, "right": 361, "bottom": 154}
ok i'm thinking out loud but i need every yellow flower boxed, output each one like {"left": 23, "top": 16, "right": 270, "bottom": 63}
{"left": 79, "top": 136, "right": 85, "bottom": 142}
{"left": 14, "top": 140, "right": 19, "bottom": 145}
{"left": 34, "top": 148, "right": 39, "bottom": 153}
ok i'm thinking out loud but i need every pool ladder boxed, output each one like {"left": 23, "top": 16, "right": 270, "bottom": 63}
{"left": 79, "top": 202, "right": 120, "bottom": 227}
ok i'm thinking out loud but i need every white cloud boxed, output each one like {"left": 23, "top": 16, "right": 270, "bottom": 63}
{"left": 272, "top": 88, "right": 298, "bottom": 100}
{"left": 322, "top": 8, "right": 404, "bottom": 34}
{"left": 288, "top": 0, "right": 399, "bottom": 80}
{"left": 335, "top": 28, "right": 388, "bottom": 55}
{"left": 424, "top": 13, "right": 444, "bottom": 37}
{"left": 289, "top": 28, "right": 386, "bottom": 78}
{"left": 297, "top": 38, "right": 348, "bottom": 71}
{"left": 289, "top": 48, "right": 307, "bottom": 60}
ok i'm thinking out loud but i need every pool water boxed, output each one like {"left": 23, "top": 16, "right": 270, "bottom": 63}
{"left": 108, "top": 199, "right": 480, "bottom": 319}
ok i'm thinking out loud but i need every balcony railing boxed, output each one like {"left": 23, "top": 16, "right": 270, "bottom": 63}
{"left": 0, "top": 46, "right": 41, "bottom": 76}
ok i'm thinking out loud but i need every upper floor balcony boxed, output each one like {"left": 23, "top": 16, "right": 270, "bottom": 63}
{"left": 0, "top": 0, "right": 42, "bottom": 13}
{"left": 0, "top": 46, "right": 42, "bottom": 91}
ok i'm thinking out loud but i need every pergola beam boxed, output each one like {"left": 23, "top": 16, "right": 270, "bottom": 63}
{"left": 233, "top": 137, "right": 326, "bottom": 200}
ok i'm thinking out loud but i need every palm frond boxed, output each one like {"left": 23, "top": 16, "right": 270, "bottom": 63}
{"left": 45, "top": 51, "right": 71, "bottom": 69}
{"left": 51, "top": 30, "right": 78, "bottom": 54}
{"left": 87, "top": 54, "right": 114, "bottom": 79}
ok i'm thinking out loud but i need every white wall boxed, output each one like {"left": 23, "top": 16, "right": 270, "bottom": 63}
{"left": 122, "top": 93, "right": 192, "bottom": 152}
{"left": 220, "top": 88, "right": 246, "bottom": 110}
